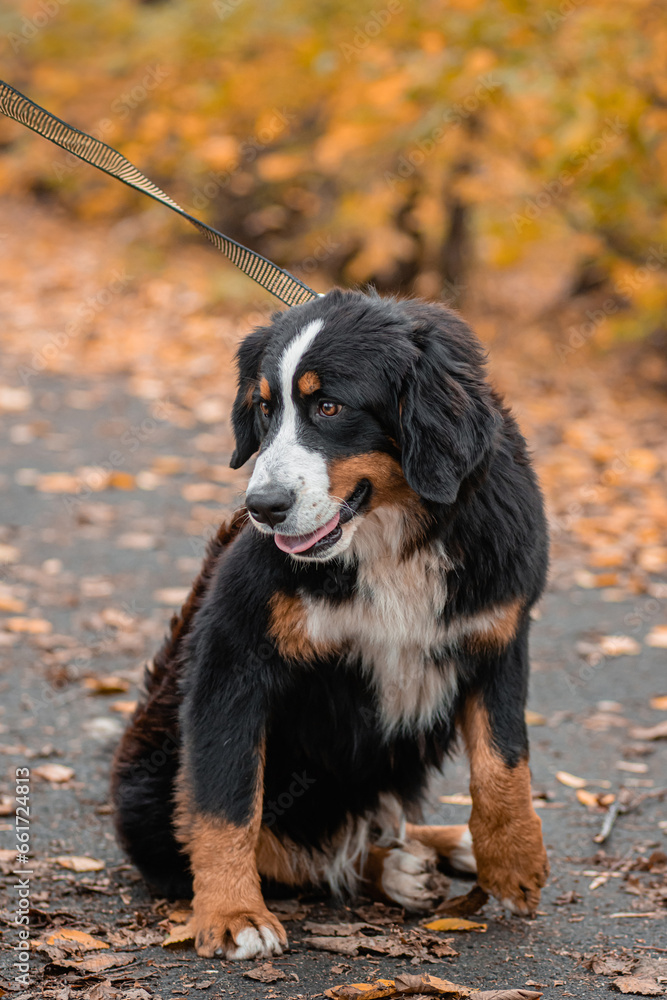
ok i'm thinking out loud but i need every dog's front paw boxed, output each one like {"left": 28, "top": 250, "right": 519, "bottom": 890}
{"left": 471, "top": 813, "right": 549, "bottom": 916}
{"left": 380, "top": 840, "right": 444, "bottom": 912}
{"left": 186, "top": 905, "right": 288, "bottom": 959}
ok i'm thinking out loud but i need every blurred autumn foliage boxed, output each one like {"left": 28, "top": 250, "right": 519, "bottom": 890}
{"left": 1, "top": 0, "right": 666, "bottom": 342}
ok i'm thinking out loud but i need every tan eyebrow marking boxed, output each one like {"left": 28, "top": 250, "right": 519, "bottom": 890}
{"left": 298, "top": 371, "right": 321, "bottom": 396}
{"left": 259, "top": 377, "right": 271, "bottom": 401}
{"left": 243, "top": 381, "right": 256, "bottom": 408}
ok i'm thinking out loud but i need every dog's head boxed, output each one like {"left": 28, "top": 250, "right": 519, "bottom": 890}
{"left": 230, "top": 289, "right": 499, "bottom": 561}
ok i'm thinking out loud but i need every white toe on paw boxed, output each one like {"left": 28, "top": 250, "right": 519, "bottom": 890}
{"left": 381, "top": 842, "right": 438, "bottom": 911}
{"left": 449, "top": 827, "right": 477, "bottom": 874}
{"left": 229, "top": 925, "right": 283, "bottom": 961}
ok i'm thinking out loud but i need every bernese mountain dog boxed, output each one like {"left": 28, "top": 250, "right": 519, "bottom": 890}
{"left": 111, "top": 288, "right": 549, "bottom": 960}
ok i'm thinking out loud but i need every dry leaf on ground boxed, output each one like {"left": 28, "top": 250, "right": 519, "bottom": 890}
{"left": 556, "top": 771, "right": 588, "bottom": 788}
{"left": 55, "top": 855, "right": 105, "bottom": 872}
{"left": 34, "top": 763, "right": 75, "bottom": 783}
{"left": 83, "top": 675, "right": 131, "bottom": 695}
{"left": 43, "top": 928, "right": 109, "bottom": 952}
{"left": 611, "top": 977, "right": 664, "bottom": 995}
{"left": 243, "top": 962, "right": 287, "bottom": 982}
{"left": 628, "top": 721, "right": 667, "bottom": 741}
{"left": 162, "top": 923, "right": 195, "bottom": 947}
{"left": 646, "top": 627, "right": 667, "bottom": 649}
{"left": 324, "top": 975, "right": 543, "bottom": 999}
{"left": 649, "top": 695, "right": 667, "bottom": 710}
{"left": 4, "top": 616, "right": 52, "bottom": 634}
{"left": 423, "top": 918, "right": 487, "bottom": 932}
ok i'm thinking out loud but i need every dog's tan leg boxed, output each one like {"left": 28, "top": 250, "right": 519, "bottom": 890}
{"left": 175, "top": 757, "right": 287, "bottom": 960}
{"left": 460, "top": 693, "right": 548, "bottom": 915}
{"left": 404, "top": 823, "right": 476, "bottom": 874}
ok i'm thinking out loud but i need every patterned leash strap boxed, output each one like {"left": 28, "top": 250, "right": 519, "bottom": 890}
{"left": 0, "top": 79, "right": 319, "bottom": 308}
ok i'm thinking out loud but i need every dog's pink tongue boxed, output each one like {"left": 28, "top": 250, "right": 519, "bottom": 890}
{"left": 275, "top": 512, "right": 340, "bottom": 554}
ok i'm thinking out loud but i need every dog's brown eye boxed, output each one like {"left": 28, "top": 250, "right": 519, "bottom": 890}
{"left": 318, "top": 401, "right": 341, "bottom": 417}
{"left": 259, "top": 400, "right": 271, "bottom": 418}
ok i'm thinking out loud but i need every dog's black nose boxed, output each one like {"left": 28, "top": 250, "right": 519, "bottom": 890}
{"left": 247, "top": 487, "right": 295, "bottom": 528}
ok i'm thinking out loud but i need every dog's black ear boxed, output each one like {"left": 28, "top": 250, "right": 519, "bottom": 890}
{"left": 398, "top": 305, "right": 500, "bottom": 504}
{"left": 230, "top": 325, "right": 273, "bottom": 469}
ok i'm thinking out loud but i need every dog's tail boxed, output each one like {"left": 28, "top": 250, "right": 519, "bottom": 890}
{"left": 110, "top": 511, "right": 246, "bottom": 898}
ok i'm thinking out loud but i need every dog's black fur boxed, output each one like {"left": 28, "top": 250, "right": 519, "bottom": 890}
{"left": 112, "top": 289, "right": 548, "bottom": 922}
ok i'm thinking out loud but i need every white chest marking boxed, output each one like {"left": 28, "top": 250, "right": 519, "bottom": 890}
{"left": 303, "top": 508, "right": 456, "bottom": 736}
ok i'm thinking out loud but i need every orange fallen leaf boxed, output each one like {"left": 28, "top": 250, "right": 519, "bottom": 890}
{"left": 4, "top": 617, "right": 52, "bottom": 634}
{"left": 439, "top": 794, "right": 472, "bottom": 805}
{"left": 325, "top": 981, "right": 396, "bottom": 1000}
{"left": 649, "top": 695, "right": 667, "bottom": 710}
{"left": 0, "top": 596, "right": 26, "bottom": 613}
{"left": 599, "top": 635, "right": 641, "bottom": 656}
{"left": 154, "top": 587, "right": 190, "bottom": 605}
{"left": 34, "top": 763, "right": 74, "bottom": 783}
{"left": 525, "top": 710, "right": 546, "bottom": 726}
{"left": 0, "top": 544, "right": 20, "bottom": 564}
{"left": 108, "top": 471, "right": 135, "bottom": 490}
{"left": 83, "top": 675, "right": 130, "bottom": 695}
{"left": 628, "top": 721, "right": 667, "bottom": 741}
{"left": 423, "top": 918, "right": 487, "bottom": 933}
{"left": 162, "top": 922, "right": 195, "bottom": 947}
{"left": 55, "top": 855, "right": 105, "bottom": 872}
{"left": 111, "top": 700, "right": 138, "bottom": 714}
{"left": 45, "top": 928, "right": 109, "bottom": 950}
{"left": 556, "top": 771, "right": 588, "bottom": 789}
{"left": 167, "top": 906, "right": 192, "bottom": 923}
{"left": 36, "top": 473, "right": 81, "bottom": 493}
{"left": 646, "top": 626, "right": 667, "bottom": 649}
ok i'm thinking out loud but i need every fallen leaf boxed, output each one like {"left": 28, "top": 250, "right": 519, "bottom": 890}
{"left": 243, "top": 963, "right": 287, "bottom": 983}
{"left": 0, "top": 386, "right": 32, "bottom": 412}
{"left": 36, "top": 473, "right": 81, "bottom": 493}
{"left": 55, "top": 855, "right": 105, "bottom": 872}
{"left": 628, "top": 721, "right": 667, "bottom": 741}
{"left": 153, "top": 587, "right": 191, "bottom": 605}
{"left": 108, "top": 471, "right": 135, "bottom": 490}
{"left": 611, "top": 977, "right": 663, "bottom": 995}
{"left": 586, "top": 956, "right": 634, "bottom": 976}
{"left": 649, "top": 695, "right": 667, "bottom": 710}
{"left": 525, "top": 710, "right": 546, "bottom": 726}
{"left": 4, "top": 616, "right": 52, "bottom": 634}
{"left": 111, "top": 700, "right": 138, "bottom": 714}
{"left": 167, "top": 906, "right": 192, "bottom": 923}
{"left": 599, "top": 635, "right": 641, "bottom": 656}
{"left": 325, "top": 981, "right": 396, "bottom": 999}
{"left": 616, "top": 760, "right": 649, "bottom": 772}
{"left": 117, "top": 532, "right": 156, "bottom": 550}
{"left": 54, "top": 951, "right": 136, "bottom": 973}
{"left": 439, "top": 794, "right": 473, "bottom": 805}
{"left": 83, "top": 675, "right": 131, "bottom": 695}
{"left": 303, "top": 922, "right": 381, "bottom": 937}
{"left": 435, "top": 885, "right": 489, "bottom": 917}
{"left": 556, "top": 771, "right": 588, "bottom": 789}
{"left": 646, "top": 627, "right": 667, "bottom": 649}
{"left": 44, "top": 928, "right": 109, "bottom": 952}
{"left": 423, "top": 918, "right": 487, "bottom": 933}
{"left": 34, "top": 763, "right": 74, "bottom": 783}
{"left": 0, "top": 595, "right": 26, "bottom": 613}
{"left": 162, "top": 923, "right": 195, "bottom": 947}
{"left": 0, "top": 544, "right": 21, "bottom": 564}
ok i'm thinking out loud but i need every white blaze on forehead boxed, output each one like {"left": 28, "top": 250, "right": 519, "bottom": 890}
{"left": 248, "top": 319, "right": 336, "bottom": 537}
{"left": 279, "top": 318, "right": 324, "bottom": 404}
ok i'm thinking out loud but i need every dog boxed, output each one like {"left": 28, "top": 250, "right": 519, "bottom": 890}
{"left": 111, "top": 288, "right": 549, "bottom": 960}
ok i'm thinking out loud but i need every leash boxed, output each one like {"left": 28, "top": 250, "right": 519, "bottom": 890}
{"left": 0, "top": 80, "right": 319, "bottom": 309}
